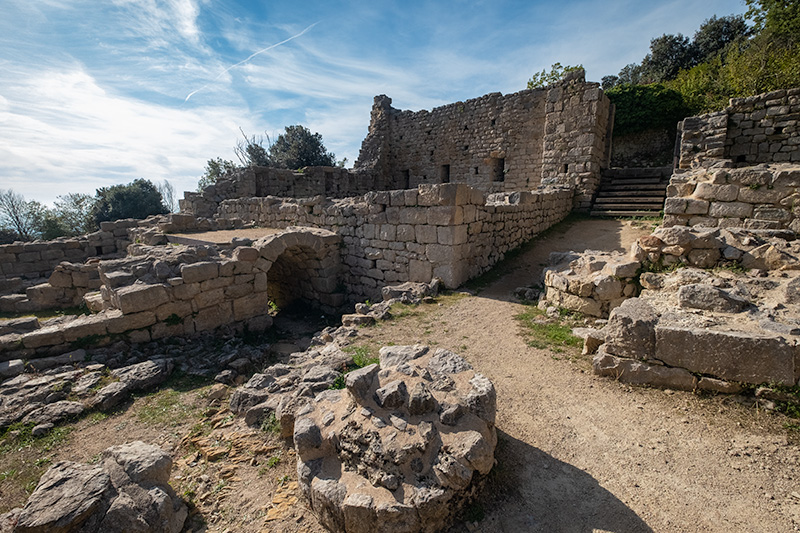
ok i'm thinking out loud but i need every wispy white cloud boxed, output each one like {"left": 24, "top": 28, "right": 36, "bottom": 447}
{"left": 0, "top": 65, "right": 260, "bottom": 204}
{"left": 185, "top": 21, "right": 320, "bottom": 102}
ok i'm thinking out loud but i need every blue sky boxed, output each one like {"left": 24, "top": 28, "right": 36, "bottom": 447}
{"left": 1, "top": 0, "right": 748, "bottom": 205}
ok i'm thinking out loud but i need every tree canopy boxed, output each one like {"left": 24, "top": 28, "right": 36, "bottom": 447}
{"left": 527, "top": 63, "right": 583, "bottom": 89}
{"left": 268, "top": 125, "right": 337, "bottom": 169}
{"left": 90, "top": 179, "right": 168, "bottom": 225}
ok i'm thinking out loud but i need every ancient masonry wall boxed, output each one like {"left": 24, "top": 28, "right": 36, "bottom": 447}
{"left": 0, "top": 229, "right": 344, "bottom": 360}
{"left": 216, "top": 183, "right": 574, "bottom": 299}
{"left": 664, "top": 164, "right": 800, "bottom": 230}
{"left": 677, "top": 87, "right": 800, "bottom": 170}
{"left": 354, "top": 70, "right": 612, "bottom": 210}
{"left": 611, "top": 128, "right": 676, "bottom": 168}
{"left": 180, "top": 167, "right": 379, "bottom": 219}
{"left": 0, "top": 219, "right": 139, "bottom": 281}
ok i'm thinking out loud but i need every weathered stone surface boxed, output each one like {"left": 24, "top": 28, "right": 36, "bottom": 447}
{"left": 677, "top": 284, "right": 749, "bottom": 312}
{"left": 90, "top": 381, "right": 132, "bottom": 411}
{"left": 13, "top": 441, "right": 186, "bottom": 533}
{"left": 22, "top": 401, "right": 85, "bottom": 426}
{"left": 294, "top": 346, "right": 496, "bottom": 533}
{"left": 345, "top": 364, "right": 379, "bottom": 401}
{"left": 13, "top": 462, "right": 112, "bottom": 533}
{"left": 603, "top": 299, "right": 658, "bottom": 360}
{"left": 593, "top": 349, "right": 697, "bottom": 390}
{"left": 113, "top": 283, "right": 169, "bottom": 314}
{"left": 655, "top": 326, "right": 795, "bottom": 385}
{"left": 180, "top": 261, "right": 219, "bottom": 284}
{"left": 341, "top": 314, "right": 375, "bottom": 327}
{"left": 111, "top": 359, "right": 173, "bottom": 391}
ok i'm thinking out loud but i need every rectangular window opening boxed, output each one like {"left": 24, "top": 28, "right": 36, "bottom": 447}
{"left": 439, "top": 164, "right": 451, "bottom": 183}
{"left": 491, "top": 158, "right": 505, "bottom": 182}
{"left": 402, "top": 169, "right": 410, "bottom": 189}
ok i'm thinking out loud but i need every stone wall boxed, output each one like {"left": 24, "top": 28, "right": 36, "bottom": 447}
{"left": 677, "top": 87, "right": 800, "bottom": 170}
{"left": 0, "top": 219, "right": 139, "bottom": 281}
{"left": 664, "top": 162, "right": 800, "bottom": 230}
{"left": 0, "top": 228, "right": 344, "bottom": 361}
{"left": 355, "top": 69, "right": 612, "bottom": 210}
{"left": 180, "top": 167, "right": 379, "bottom": 219}
{"left": 611, "top": 128, "right": 676, "bottom": 168}
{"left": 216, "top": 183, "right": 574, "bottom": 299}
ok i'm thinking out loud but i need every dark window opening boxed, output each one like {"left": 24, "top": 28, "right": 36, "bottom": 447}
{"left": 491, "top": 158, "right": 505, "bottom": 182}
{"left": 736, "top": 155, "right": 747, "bottom": 163}
{"left": 775, "top": 126, "right": 784, "bottom": 134}
{"left": 491, "top": 119, "right": 496, "bottom": 126}
{"left": 474, "top": 167, "right": 479, "bottom": 175}
{"left": 463, "top": 145, "right": 469, "bottom": 151}
{"left": 402, "top": 170, "right": 410, "bottom": 189}
{"left": 464, "top": 125, "right": 469, "bottom": 131}
{"left": 440, "top": 164, "right": 451, "bottom": 183}
{"left": 562, "top": 164, "right": 569, "bottom": 173}
{"left": 95, "top": 246, "right": 103, "bottom": 256}
{"left": 399, "top": 135, "right": 403, "bottom": 140}
{"left": 430, "top": 150, "right": 434, "bottom": 156}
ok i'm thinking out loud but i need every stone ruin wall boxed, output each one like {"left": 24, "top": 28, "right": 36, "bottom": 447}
{"left": 215, "top": 183, "right": 574, "bottom": 301}
{"left": 663, "top": 87, "right": 800, "bottom": 230}
{"left": 0, "top": 228, "right": 344, "bottom": 362}
{"left": 354, "top": 70, "right": 612, "bottom": 211}
{"left": 180, "top": 166, "right": 379, "bottom": 219}
{"left": 0, "top": 218, "right": 138, "bottom": 283}
{"left": 677, "top": 87, "right": 800, "bottom": 170}
{"left": 610, "top": 128, "right": 676, "bottom": 168}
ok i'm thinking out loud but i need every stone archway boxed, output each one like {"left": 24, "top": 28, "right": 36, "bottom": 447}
{"left": 252, "top": 227, "right": 345, "bottom": 315}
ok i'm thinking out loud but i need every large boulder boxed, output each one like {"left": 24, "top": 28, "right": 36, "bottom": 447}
{"left": 294, "top": 346, "right": 497, "bottom": 533}
{"left": 5, "top": 441, "right": 186, "bottom": 533}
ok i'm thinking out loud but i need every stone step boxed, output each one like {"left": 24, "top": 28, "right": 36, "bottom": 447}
{"left": 590, "top": 209, "right": 664, "bottom": 217}
{"left": 594, "top": 197, "right": 666, "bottom": 204}
{"left": 606, "top": 177, "right": 666, "bottom": 185}
{"left": 600, "top": 183, "right": 668, "bottom": 192}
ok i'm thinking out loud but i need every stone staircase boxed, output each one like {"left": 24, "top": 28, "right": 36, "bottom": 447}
{"left": 590, "top": 167, "right": 672, "bottom": 217}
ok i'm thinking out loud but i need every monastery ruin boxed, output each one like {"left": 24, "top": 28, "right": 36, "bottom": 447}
{"left": 1, "top": 70, "right": 800, "bottom": 532}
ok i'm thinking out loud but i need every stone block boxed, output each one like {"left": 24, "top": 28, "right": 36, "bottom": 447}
{"left": 233, "top": 294, "right": 266, "bottom": 321}
{"left": 155, "top": 300, "right": 193, "bottom": 321}
{"left": 194, "top": 287, "right": 225, "bottom": 309}
{"left": 603, "top": 299, "right": 658, "bottom": 359}
{"left": 22, "top": 326, "right": 65, "bottom": 349}
{"left": 655, "top": 326, "right": 795, "bottom": 385}
{"left": 181, "top": 261, "right": 219, "bottom": 284}
{"left": 408, "top": 259, "right": 432, "bottom": 283}
{"left": 693, "top": 183, "right": 739, "bottom": 202}
{"left": 193, "top": 303, "right": 233, "bottom": 332}
{"left": 172, "top": 282, "right": 200, "bottom": 300}
{"left": 62, "top": 315, "right": 108, "bottom": 343}
{"left": 113, "top": 284, "right": 169, "bottom": 314}
{"left": 709, "top": 201, "right": 754, "bottom": 219}
{"left": 106, "top": 310, "right": 156, "bottom": 334}
{"left": 593, "top": 349, "right": 697, "bottom": 391}
{"left": 233, "top": 246, "right": 259, "bottom": 262}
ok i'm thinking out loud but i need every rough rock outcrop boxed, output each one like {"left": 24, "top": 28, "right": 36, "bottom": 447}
{"left": 2, "top": 441, "right": 186, "bottom": 533}
{"left": 293, "top": 345, "right": 497, "bottom": 533}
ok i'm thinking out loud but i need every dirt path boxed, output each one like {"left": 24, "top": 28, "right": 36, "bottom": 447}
{"left": 359, "top": 217, "right": 800, "bottom": 532}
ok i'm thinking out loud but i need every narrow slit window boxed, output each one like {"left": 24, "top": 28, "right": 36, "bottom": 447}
{"left": 440, "top": 164, "right": 450, "bottom": 183}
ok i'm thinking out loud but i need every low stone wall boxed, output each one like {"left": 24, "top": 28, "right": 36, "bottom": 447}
{"left": 179, "top": 167, "right": 379, "bottom": 219}
{"left": 0, "top": 228, "right": 344, "bottom": 362}
{"left": 542, "top": 251, "right": 640, "bottom": 318}
{"left": 216, "top": 183, "right": 574, "bottom": 299}
{"left": 664, "top": 162, "right": 800, "bottom": 230}
{"left": 0, "top": 219, "right": 139, "bottom": 281}
{"left": 541, "top": 225, "right": 800, "bottom": 390}
{"left": 677, "top": 87, "right": 800, "bottom": 169}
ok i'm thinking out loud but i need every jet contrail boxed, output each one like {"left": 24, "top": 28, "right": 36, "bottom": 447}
{"left": 184, "top": 21, "right": 319, "bottom": 102}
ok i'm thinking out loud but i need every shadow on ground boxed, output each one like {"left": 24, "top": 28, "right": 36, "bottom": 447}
{"left": 474, "top": 429, "right": 653, "bottom": 533}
